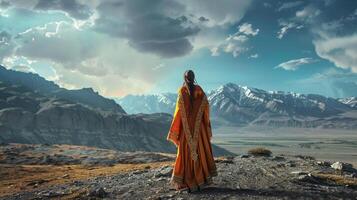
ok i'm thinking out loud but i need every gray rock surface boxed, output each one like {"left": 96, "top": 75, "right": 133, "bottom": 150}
{"left": 2, "top": 152, "right": 357, "bottom": 200}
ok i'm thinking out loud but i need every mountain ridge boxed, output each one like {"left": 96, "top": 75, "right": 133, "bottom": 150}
{"left": 117, "top": 82, "right": 357, "bottom": 129}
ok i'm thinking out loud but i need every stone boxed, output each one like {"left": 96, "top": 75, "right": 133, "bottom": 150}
{"left": 88, "top": 187, "right": 107, "bottom": 198}
{"left": 331, "top": 162, "right": 354, "bottom": 171}
{"left": 240, "top": 154, "right": 249, "bottom": 158}
{"left": 291, "top": 171, "right": 309, "bottom": 176}
{"left": 272, "top": 156, "right": 285, "bottom": 161}
{"left": 316, "top": 161, "right": 330, "bottom": 166}
{"left": 154, "top": 166, "right": 173, "bottom": 178}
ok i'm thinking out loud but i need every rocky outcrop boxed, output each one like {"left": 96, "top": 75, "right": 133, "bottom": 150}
{"left": 0, "top": 65, "right": 125, "bottom": 113}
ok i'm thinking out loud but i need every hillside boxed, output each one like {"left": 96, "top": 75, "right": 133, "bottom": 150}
{"left": 0, "top": 65, "right": 125, "bottom": 113}
{"left": 0, "top": 67, "right": 233, "bottom": 156}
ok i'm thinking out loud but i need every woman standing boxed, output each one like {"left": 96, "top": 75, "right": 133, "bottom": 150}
{"left": 166, "top": 70, "right": 218, "bottom": 192}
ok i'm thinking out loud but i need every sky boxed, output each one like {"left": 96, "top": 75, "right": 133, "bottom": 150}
{"left": 0, "top": 0, "right": 357, "bottom": 98}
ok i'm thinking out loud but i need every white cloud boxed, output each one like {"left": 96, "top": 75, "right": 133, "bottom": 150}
{"left": 275, "top": 57, "right": 317, "bottom": 71}
{"left": 277, "top": 22, "right": 303, "bottom": 39}
{"left": 238, "top": 23, "right": 259, "bottom": 36}
{"left": 277, "top": 1, "right": 304, "bottom": 12}
{"left": 232, "top": 35, "right": 248, "bottom": 42}
{"left": 249, "top": 54, "right": 258, "bottom": 59}
{"left": 210, "top": 22, "right": 258, "bottom": 57}
{"left": 314, "top": 34, "right": 357, "bottom": 73}
{"left": 296, "top": 6, "right": 321, "bottom": 22}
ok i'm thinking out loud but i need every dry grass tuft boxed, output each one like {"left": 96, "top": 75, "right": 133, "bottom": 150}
{"left": 248, "top": 147, "right": 272, "bottom": 157}
{"left": 315, "top": 173, "right": 357, "bottom": 187}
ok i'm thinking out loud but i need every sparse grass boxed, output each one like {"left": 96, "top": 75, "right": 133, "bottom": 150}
{"left": 248, "top": 147, "right": 272, "bottom": 157}
{"left": 0, "top": 161, "right": 174, "bottom": 197}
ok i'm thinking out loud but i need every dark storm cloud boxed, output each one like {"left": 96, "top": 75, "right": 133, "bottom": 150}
{"left": 0, "top": 0, "right": 10, "bottom": 8}
{"left": 94, "top": 0, "right": 200, "bottom": 58}
{"left": 34, "top": 0, "right": 93, "bottom": 20}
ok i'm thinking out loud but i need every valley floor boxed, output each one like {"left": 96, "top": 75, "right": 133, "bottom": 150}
{"left": 212, "top": 126, "right": 357, "bottom": 167}
{"left": 1, "top": 143, "right": 357, "bottom": 200}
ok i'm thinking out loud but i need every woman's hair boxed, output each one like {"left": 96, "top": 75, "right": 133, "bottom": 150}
{"left": 183, "top": 70, "right": 196, "bottom": 110}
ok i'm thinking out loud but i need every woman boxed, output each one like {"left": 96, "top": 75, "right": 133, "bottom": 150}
{"left": 166, "top": 70, "right": 218, "bottom": 192}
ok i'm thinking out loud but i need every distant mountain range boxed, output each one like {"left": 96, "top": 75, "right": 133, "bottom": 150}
{"left": 117, "top": 83, "right": 357, "bottom": 129}
{"left": 116, "top": 93, "right": 177, "bottom": 114}
{"left": 0, "top": 66, "right": 233, "bottom": 156}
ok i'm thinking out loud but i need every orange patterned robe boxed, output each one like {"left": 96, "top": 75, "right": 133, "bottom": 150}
{"left": 166, "top": 84, "right": 218, "bottom": 192}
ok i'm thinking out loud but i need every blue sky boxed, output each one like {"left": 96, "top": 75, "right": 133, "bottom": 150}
{"left": 0, "top": 0, "right": 357, "bottom": 98}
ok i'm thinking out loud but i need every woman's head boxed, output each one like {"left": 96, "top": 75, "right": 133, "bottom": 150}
{"left": 184, "top": 70, "right": 195, "bottom": 84}
{"left": 183, "top": 70, "right": 196, "bottom": 109}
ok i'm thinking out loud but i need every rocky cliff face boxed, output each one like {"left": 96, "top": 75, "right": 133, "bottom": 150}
{"left": 0, "top": 72, "right": 233, "bottom": 156}
{"left": 0, "top": 65, "right": 125, "bottom": 113}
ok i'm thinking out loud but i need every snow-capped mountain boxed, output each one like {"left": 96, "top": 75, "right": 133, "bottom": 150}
{"left": 208, "top": 83, "right": 351, "bottom": 124}
{"left": 338, "top": 97, "right": 357, "bottom": 109}
{"left": 116, "top": 83, "right": 357, "bottom": 129}
{"left": 115, "top": 93, "right": 177, "bottom": 114}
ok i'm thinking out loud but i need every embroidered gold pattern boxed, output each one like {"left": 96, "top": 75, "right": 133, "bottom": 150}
{"left": 167, "top": 131, "right": 180, "bottom": 147}
{"left": 178, "top": 91, "right": 208, "bottom": 162}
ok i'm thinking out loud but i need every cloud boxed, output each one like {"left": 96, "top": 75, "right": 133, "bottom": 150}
{"left": 249, "top": 53, "right": 258, "bottom": 59}
{"left": 275, "top": 57, "right": 317, "bottom": 71}
{"left": 0, "top": 0, "right": 254, "bottom": 97}
{"left": 276, "top": 5, "right": 320, "bottom": 39}
{"left": 277, "top": 21, "right": 303, "bottom": 39}
{"left": 0, "top": 31, "right": 15, "bottom": 61}
{"left": 93, "top": 0, "right": 200, "bottom": 58}
{"left": 181, "top": 0, "right": 252, "bottom": 26}
{"left": 34, "top": 0, "right": 93, "bottom": 20}
{"left": 295, "top": 6, "right": 321, "bottom": 22}
{"left": 277, "top": 1, "right": 304, "bottom": 11}
{"left": 333, "top": 81, "right": 357, "bottom": 97}
{"left": 299, "top": 68, "right": 357, "bottom": 97}
{"left": 10, "top": 64, "right": 36, "bottom": 73}
{"left": 238, "top": 23, "right": 259, "bottom": 36}
{"left": 210, "top": 22, "right": 258, "bottom": 57}
{"left": 314, "top": 34, "right": 357, "bottom": 73}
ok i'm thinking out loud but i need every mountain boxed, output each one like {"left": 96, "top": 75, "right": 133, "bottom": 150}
{"left": 0, "top": 65, "right": 125, "bottom": 113}
{"left": 117, "top": 83, "right": 357, "bottom": 129}
{"left": 0, "top": 67, "right": 233, "bottom": 156}
{"left": 115, "top": 93, "right": 177, "bottom": 114}
{"left": 338, "top": 97, "right": 357, "bottom": 109}
{"left": 208, "top": 83, "right": 355, "bottom": 128}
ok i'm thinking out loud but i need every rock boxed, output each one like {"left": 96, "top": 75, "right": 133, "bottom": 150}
{"left": 344, "top": 173, "right": 357, "bottom": 178}
{"left": 154, "top": 165, "right": 173, "bottom": 178}
{"left": 240, "top": 154, "right": 249, "bottom": 158}
{"left": 272, "top": 156, "right": 285, "bottom": 161}
{"left": 88, "top": 187, "right": 107, "bottom": 198}
{"left": 291, "top": 171, "right": 309, "bottom": 176}
{"left": 297, "top": 173, "right": 320, "bottom": 183}
{"left": 331, "top": 162, "right": 354, "bottom": 172}
{"left": 316, "top": 161, "right": 331, "bottom": 166}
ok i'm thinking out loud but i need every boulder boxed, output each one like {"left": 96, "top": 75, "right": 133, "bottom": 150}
{"left": 331, "top": 162, "right": 354, "bottom": 172}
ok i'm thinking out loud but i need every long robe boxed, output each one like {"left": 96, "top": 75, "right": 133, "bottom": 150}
{"left": 166, "top": 84, "right": 218, "bottom": 192}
